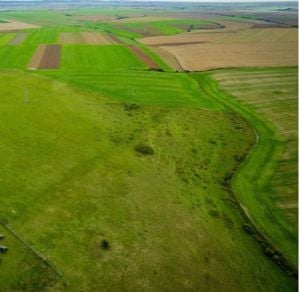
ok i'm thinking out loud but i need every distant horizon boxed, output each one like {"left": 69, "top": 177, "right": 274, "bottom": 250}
{"left": 0, "top": 0, "right": 297, "bottom": 2}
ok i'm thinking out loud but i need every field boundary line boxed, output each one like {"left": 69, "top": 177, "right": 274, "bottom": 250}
{"left": 190, "top": 72, "right": 298, "bottom": 277}
{"left": 0, "top": 218, "right": 63, "bottom": 282}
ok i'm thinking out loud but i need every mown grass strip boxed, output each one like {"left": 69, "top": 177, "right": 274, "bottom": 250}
{"left": 191, "top": 71, "right": 298, "bottom": 270}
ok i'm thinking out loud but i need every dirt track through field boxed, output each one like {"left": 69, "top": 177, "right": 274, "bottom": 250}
{"left": 105, "top": 34, "right": 123, "bottom": 44}
{"left": 9, "top": 32, "right": 28, "bottom": 45}
{"left": 127, "top": 45, "right": 159, "bottom": 69}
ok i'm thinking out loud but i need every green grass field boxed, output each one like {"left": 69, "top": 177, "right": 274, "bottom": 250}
{"left": 60, "top": 45, "right": 146, "bottom": 70}
{"left": 0, "top": 4, "right": 298, "bottom": 291}
{"left": 42, "top": 70, "right": 220, "bottom": 107}
{"left": 0, "top": 33, "right": 16, "bottom": 45}
{"left": 90, "top": 19, "right": 217, "bottom": 38}
{"left": 203, "top": 67, "right": 298, "bottom": 266}
{"left": 0, "top": 70, "right": 297, "bottom": 291}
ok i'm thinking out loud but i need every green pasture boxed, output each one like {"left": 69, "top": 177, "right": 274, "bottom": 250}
{"left": 0, "top": 70, "right": 296, "bottom": 291}
{"left": 90, "top": 19, "right": 217, "bottom": 39}
{"left": 0, "top": 5, "right": 297, "bottom": 291}
{"left": 0, "top": 33, "right": 16, "bottom": 45}
{"left": 41, "top": 70, "right": 220, "bottom": 108}
{"left": 60, "top": 45, "right": 146, "bottom": 70}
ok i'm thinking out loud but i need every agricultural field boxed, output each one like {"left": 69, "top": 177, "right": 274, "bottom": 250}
{"left": 140, "top": 27, "right": 298, "bottom": 71}
{"left": 192, "top": 66, "right": 298, "bottom": 266}
{"left": 0, "top": 1, "right": 298, "bottom": 291}
{"left": 59, "top": 32, "right": 112, "bottom": 45}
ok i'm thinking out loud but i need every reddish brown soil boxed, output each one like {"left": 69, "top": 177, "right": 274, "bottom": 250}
{"left": 38, "top": 45, "right": 61, "bottom": 69}
{"left": 105, "top": 34, "right": 123, "bottom": 44}
{"left": 127, "top": 45, "right": 159, "bottom": 69}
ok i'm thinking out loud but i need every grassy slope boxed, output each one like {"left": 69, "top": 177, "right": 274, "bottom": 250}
{"left": 0, "top": 8, "right": 297, "bottom": 290}
{"left": 191, "top": 68, "right": 298, "bottom": 267}
{"left": 0, "top": 70, "right": 297, "bottom": 291}
{"left": 41, "top": 70, "right": 218, "bottom": 108}
{"left": 89, "top": 19, "right": 215, "bottom": 39}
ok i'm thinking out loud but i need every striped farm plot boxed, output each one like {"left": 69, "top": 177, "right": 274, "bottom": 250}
{"left": 60, "top": 45, "right": 146, "bottom": 70}
{"left": 140, "top": 27, "right": 298, "bottom": 71}
{"left": 213, "top": 67, "right": 298, "bottom": 226}
{"left": 0, "top": 33, "right": 16, "bottom": 45}
{"left": 59, "top": 32, "right": 112, "bottom": 45}
{"left": 0, "top": 20, "right": 39, "bottom": 31}
{"left": 28, "top": 44, "right": 61, "bottom": 69}
{"left": 8, "top": 32, "right": 28, "bottom": 45}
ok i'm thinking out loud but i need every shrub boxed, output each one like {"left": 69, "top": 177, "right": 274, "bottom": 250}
{"left": 123, "top": 103, "right": 141, "bottom": 111}
{"left": 100, "top": 239, "right": 110, "bottom": 250}
{"left": 242, "top": 223, "right": 254, "bottom": 235}
{"left": 134, "top": 143, "right": 154, "bottom": 155}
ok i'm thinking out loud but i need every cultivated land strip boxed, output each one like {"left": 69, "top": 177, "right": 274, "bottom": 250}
{"left": 127, "top": 45, "right": 159, "bottom": 69}
{"left": 192, "top": 68, "right": 298, "bottom": 271}
{"left": 38, "top": 44, "right": 61, "bottom": 69}
{"left": 59, "top": 32, "right": 112, "bottom": 45}
{"left": 0, "top": 20, "right": 39, "bottom": 31}
{"left": 8, "top": 32, "right": 28, "bottom": 45}
{"left": 27, "top": 44, "right": 47, "bottom": 69}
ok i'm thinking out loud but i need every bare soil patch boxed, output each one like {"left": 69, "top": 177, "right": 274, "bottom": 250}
{"left": 139, "top": 32, "right": 227, "bottom": 46}
{"left": 105, "top": 34, "right": 123, "bottom": 44}
{"left": 140, "top": 27, "right": 298, "bottom": 71}
{"left": 8, "top": 32, "right": 28, "bottom": 45}
{"left": 127, "top": 45, "right": 159, "bottom": 69}
{"left": 28, "top": 45, "right": 60, "bottom": 69}
{"left": 149, "top": 46, "right": 183, "bottom": 71}
{"left": 0, "top": 20, "right": 38, "bottom": 31}
{"left": 27, "top": 45, "right": 47, "bottom": 69}
{"left": 81, "top": 32, "right": 111, "bottom": 44}
{"left": 38, "top": 45, "right": 61, "bottom": 69}
{"left": 59, "top": 32, "right": 83, "bottom": 44}
{"left": 164, "top": 42, "right": 297, "bottom": 71}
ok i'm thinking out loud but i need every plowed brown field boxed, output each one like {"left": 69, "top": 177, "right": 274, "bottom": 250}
{"left": 140, "top": 27, "right": 298, "bottom": 71}
{"left": 28, "top": 45, "right": 61, "bottom": 69}
{"left": 38, "top": 45, "right": 61, "bottom": 69}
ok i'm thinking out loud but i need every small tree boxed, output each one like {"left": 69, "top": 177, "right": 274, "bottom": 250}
{"left": 100, "top": 239, "right": 110, "bottom": 250}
